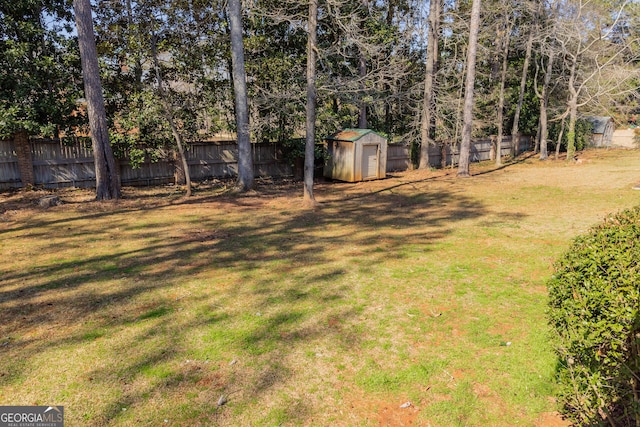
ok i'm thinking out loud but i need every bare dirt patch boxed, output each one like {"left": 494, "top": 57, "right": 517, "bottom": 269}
{"left": 377, "top": 401, "right": 421, "bottom": 426}
{"left": 343, "top": 390, "right": 424, "bottom": 427}
{"left": 535, "top": 412, "right": 572, "bottom": 427}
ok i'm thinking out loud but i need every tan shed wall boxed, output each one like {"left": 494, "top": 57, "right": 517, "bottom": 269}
{"left": 325, "top": 140, "right": 356, "bottom": 182}
{"left": 325, "top": 132, "right": 387, "bottom": 182}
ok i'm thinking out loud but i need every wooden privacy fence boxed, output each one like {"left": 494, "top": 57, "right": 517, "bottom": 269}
{"left": 386, "top": 135, "right": 533, "bottom": 171}
{"left": 0, "top": 135, "right": 532, "bottom": 190}
{"left": 0, "top": 138, "right": 293, "bottom": 190}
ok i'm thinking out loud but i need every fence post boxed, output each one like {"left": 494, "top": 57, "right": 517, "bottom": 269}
{"left": 14, "top": 131, "right": 35, "bottom": 187}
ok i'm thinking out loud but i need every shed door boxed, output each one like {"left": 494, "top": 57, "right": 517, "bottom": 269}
{"left": 362, "top": 144, "right": 379, "bottom": 179}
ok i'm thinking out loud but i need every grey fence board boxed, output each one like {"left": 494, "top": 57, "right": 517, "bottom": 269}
{"left": 188, "top": 142, "right": 238, "bottom": 179}
{"left": 0, "top": 139, "right": 294, "bottom": 189}
{"left": 120, "top": 159, "right": 175, "bottom": 187}
{"left": 387, "top": 136, "right": 532, "bottom": 172}
{"left": 30, "top": 139, "right": 95, "bottom": 188}
{"left": 0, "top": 139, "right": 20, "bottom": 189}
{"left": 386, "top": 144, "right": 411, "bottom": 171}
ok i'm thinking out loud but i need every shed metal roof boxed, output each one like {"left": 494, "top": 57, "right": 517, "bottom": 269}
{"left": 326, "top": 128, "right": 382, "bottom": 142}
{"left": 584, "top": 116, "right": 614, "bottom": 134}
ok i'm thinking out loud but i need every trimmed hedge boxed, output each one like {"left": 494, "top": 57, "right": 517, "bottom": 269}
{"left": 548, "top": 206, "right": 640, "bottom": 425}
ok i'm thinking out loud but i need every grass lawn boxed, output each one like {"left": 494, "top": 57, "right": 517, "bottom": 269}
{"left": 1, "top": 149, "right": 639, "bottom": 426}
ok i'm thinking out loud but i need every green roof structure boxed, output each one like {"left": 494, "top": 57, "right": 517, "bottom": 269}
{"left": 326, "top": 128, "right": 383, "bottom": 142}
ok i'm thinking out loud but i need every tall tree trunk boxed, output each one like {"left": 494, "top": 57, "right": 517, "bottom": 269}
{"left": 538, "top": 112, "right": 547, "bottom": 159}
{"left": 383, "top": 0, "right": 396, "bottom": 134}
{"left": 457, "top": 0, "right": 481, "bottom": 177}
{"left": 73, "top": 0, "right": 120, "bottom": 200}
{"left": 358, "top": 52, "right": 367, "bottom": 129}
{"left": 357, "top": 0, "right": 368, "bottom": 129}
{"left": 228, "top": 0, "right": 254, "bottom": 191}
{"left": 151, "top": 35, "right": 192, "bottom": 197}
{"left": 495, "top": 17, "right": 513, "bottom": 166}
{"left": 566, "top": 101, "right": 578, "bottom": 161}
{"left": 565, "top": 54, "right": 579, "bottom": 161}
{"left": 538, "top": 51, "right": 554, "bottom": 160}
{"left": 453, "top": 70, "right": 465, "bottom": 153}
{"left": 510, "top": 20, "right": 534, "bottom": 159}
{"left": 303, "top": 0, "right": 319, "bottom": 207}
{"left": 419, "top": 0, "right": 441, "bottom": 170}
{"left": 555, "top": 117, "right": 565, "bottom": 160}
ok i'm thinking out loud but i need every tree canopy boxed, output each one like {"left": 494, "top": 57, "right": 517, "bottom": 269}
{"left": 1, "top": 0, "right": 638, "bottom": 168}
{"left": 0, "top": 0, "right": 81, "bottom": 138}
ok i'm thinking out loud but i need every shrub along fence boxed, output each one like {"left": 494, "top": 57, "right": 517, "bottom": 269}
{"left": 0, "top": 135, "right": 531, "bottom": 190}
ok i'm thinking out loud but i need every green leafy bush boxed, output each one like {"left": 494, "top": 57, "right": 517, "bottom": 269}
{"left": 548, "top": 206, "right": 640, "bottom": 425}
{"left": 280, "top": 138, "right": 328, "bottom": 167}
{"left": 549, "top": 118, "right": 593, "bottom": 152}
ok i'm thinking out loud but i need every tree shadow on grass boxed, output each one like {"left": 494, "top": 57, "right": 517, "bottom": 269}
{"left": 0, "top": 182, "right": 510, "bottom": 425}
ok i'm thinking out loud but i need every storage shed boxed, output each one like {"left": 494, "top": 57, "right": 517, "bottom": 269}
{"left": 585, "top": 116, "right": 615, "bottom": 147}
{"left": 324, "top": 129, "right": 387, "bottom": 182}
